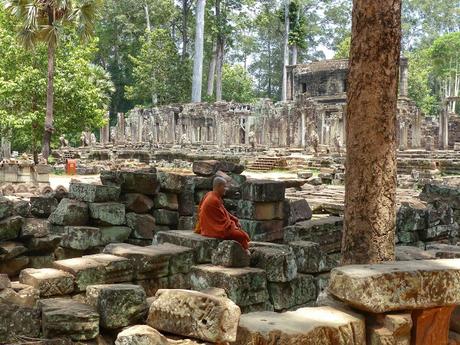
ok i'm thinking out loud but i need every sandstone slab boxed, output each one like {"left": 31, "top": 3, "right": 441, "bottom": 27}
{"left": 237, "top": 200, "right": 284, "bottom": 221}
{"left": 126, "top": 212, "right": 156, "bottom": 239}
{"left": 250, "top": 245, "right": 297, "bottom": 282}
{"left": 49, "top": 198, "right": 89, "bottom": 226}
{"left": 123, "top": 193, "right": 154, "bottom": 213}
{"left": 147, "top": 289, "right": 240, "bottom": 343}
{"left": 283, "top": 197, "right": 312, "bottom": 225}
{"left": 211, "top": 240, "right": 250, "bottom": 267}
{"left": 154, "top": 192, "right": 179, "bottom": 210}
{"left": 20, "top": 218, "right": 50, "bottom": 238}
{"left": 0, "top": 215, "right": 22, "bottom": 241}
{"left": 115, "top": 325, "right": 208, "bottom": 345}
{"left": 60, "top": 226, "right": 101, "bottom": 250}
{"left": 0, "top": 303, "right": 41, "bottom": 343}
{"left": 240, "top": 219, "right": 284, "bottom": 241}
{"left": 152, "top": 209, "right": 179, "bottom": 226}
{"left": 289, "top": 240, "right": 334, "bottom": 273}
{"left": 101, "top": 169, "right": 160, "bottom": 195}
{"left": 241, "top": 180, "right": 285, "bottom": 202}
{"left": 329, "top": 259, "right": 460, "bottom": 313}
{"left": 268, "top": 274, "right": 316, "bottom": 311}
{"left": 20, "top": 268, "right": 74, "bottom": 297}
{"left": 30, "top": 195, "right": 58, "bottom": 218}
{"left": 89, "top": 202, "right": 126, "bottom": 226}
{"left": 69, "top": 182, "right": 120, "bottom": 203}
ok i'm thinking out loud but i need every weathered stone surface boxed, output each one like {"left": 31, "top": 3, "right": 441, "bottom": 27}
{"left": 241, "top": 180, "right": 285, "bottom": 202}
{"left": 30, "top": 195, "right": 58, "bottom": 218}
{"left": 240, "top": 219, "right": 284, "bottom": 241}
{"left": 190, "top": 264, "right": 269, "bottom": 307}
{"left": 329, "top": 259, "right": 460, "bottom": 313}
{"left": 178, "top": 185, "right": 195, "bottom": 216}
{"left": 397, "top": 202, "right": 428, "bottom": 232}
{"left": 20, "top": 268, "right": 74, "bottom": 297}
{"left": 268, "top": 274, "right": 316, "bottom": 311}
{"left": 420, "top": 184, "right": 460, "bottom": 210}
{"left": 89, "top": 202, "right": 126, "bottom": 226}
{"left": 234, "top": 306, "right": 365, "bottom": 345}
{"left": 154, "top": 192, "right": 179, "bottom": 210}
{"left": 49, "top": 198, "right": 89, "bottom": 226}
{"left": 178, "top": 215, "right": 196, "bottom": 230}
{"left": 147, "top": 289, "right": 240, "bottom": 343}
{"left": 192, "top": 176, "right": 213, "bottom": 190}
{"left": 154, "top": 243, "right": 196, "bottom": 274}
{"left": 412, "top": 306, "right": 454, "bottom": 345}
{"left": 0, "top": 284, "right": 39, "bottom": 307}
{"left": 368, "top": 313, "right": 412, "bottom": 345}
{"left": 0, "top": 255, "right": 29, "bottom": 276}
{"left": 41, "top": 298, "right": 99, "bottom": 341}
{"left": 154, "top": 230, "right": 220, "bottom": 263}
{"left": 101, "top": 169, "right": 160, "bottom": 195}
{"left": 289, "top": 240, "right": 334, "bottom": 273}
{"left": 0, "top": 197, "right": 13, "bottom": 219}
{"left": 396, "top": 246, "right": 436, "bottom": 261}
{"left": 0, "top": 241, "right": 27, "bottom": 261}
{"left": 283, "top": 198, "right": 312, "bottom": 225}
{"left": 28, "top": 253, "right": 56, "bottom": 269}
{"left": 86, "top": 284, "right": 148, "bottom": 329}
{"left": 211, "top": 240, "right": 250, "bottom": 267}
{"left": 20, "top": 217, "right": 50, "bottom": 238}
{"left": 283, "top": 216, "right": 343, "bottom": 253}
{"left": 103, "top": 243, "right": 169, "bottom": 279}
{"left": 69, "top": 182, "right": 120, "bottom": 203}
{"left": 0, "top": 215, "right": 22, "bottom": 241}
{"left": 24, "top": 234, "right": 61, "bottom": 254}
{"left": 192, "top": 160, "right": 221, "bottom": 176}
{"left": 60, "top": 226, "right": 101, "bottom": 250}
{"left": 115, "top": 325, "right": 207, "bottom": 345}
{"left": 153, "top": 209, "right": 179, "bottom": 226}
{"left": 0, "top": 274, "right": 11, "bottom": 289}
{"left": 100, "top": 226, "right": 132, "bottom": 244}
{"left": 157, "top": 171, "right": 192, "bottom": 193}
{"left": 0, "top": 302, "right": 41, "bottom": 343}
{"left": 451, "top": 306, "right": 460, "bottom": 333}
{"left": 13, "top": 199, "right": 31, "bottom": 218}
{"left": 126, "top": 212, "right": 156, "bottom": 239}
{"left": 53, "top": 253, "right": 133, "bottom": 291}
{"left": 123, "top": 193, "right": 154, "bottom": 213}
{"left": 250, "top": 245, "right": 297, "bottom": 282}
{"left": 237, "top": 200, "right": 284, "bottom": 221}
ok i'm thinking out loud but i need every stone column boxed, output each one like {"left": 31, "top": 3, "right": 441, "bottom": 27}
{"left": 117, "top": 112, "right": 125, "bottom": 143}
{"left": 100, "top": 112, "right": 110, "bottom": 145}
{"left": 399, "top": 57, "right": 409, "bottom": 97}
{"left": 412, "top": 111, "right": 422, "bottom": 148}
{"left": 399, "top": 123, "right": 408, "bottom": 151}
{"left": 138, "top": 113, "right": 144, "bottom": 143}
{"left": 1, "top": 137, "right": 11, "bottom": 159}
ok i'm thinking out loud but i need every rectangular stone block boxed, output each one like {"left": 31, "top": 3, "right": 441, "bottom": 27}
{"left": 0, "top": 302, "right": 41, "bottom": 343}
{"left": 290, "top": 240, "right": 334, "bottom": 273}
{"left": 19, "top": 268, "right": 74, "bottom": 297}
{"left": 237, "top": 200, "right": 284, "bottom": 221}
{"left": 268, "top": 274, "right": 316, "bottom": 311}
{"left": 250, "top": 245, "right": 297, "bottom": 282}
{"left": 240, "top": 219, "right": 284, "bottom": 242}
{"left": 152, "top": 209, "right": 179, "bottom": 226}
{"left": 89, "top": 202, "right": 126, "bottom": 226}
{"left": 329, "top": 259, "right": 460, "bottom": 313}
{"left": 60, "top": 226, "right": 101, "bottom": 250}
{"left": 69, "top": 183, "right": 120, "bottom": 203}
{"left": 153, "top": 192, "right": 179, "bottom": 211}
{"left": 178, "top": 216, "right": 197, "bottom": 230}
{"left": 126, "top": 212, "right": 155, "bottom": 239}
{"left": 241, "top": 180, "right": 285, "bottom": 202}
{"left": 153, "top": 230, "right": 220, "bottom": 263}
{"left": 283, "top": 198, "right": 312, "bottom": 225}
{"left": 190, "top": 264, "right": 269, "bottom": 307}
{"left": 157, "top": 171, "right": 192, "bottom": 193}
{"left": 100, "top": 169, "right": 160, "bottom": 195}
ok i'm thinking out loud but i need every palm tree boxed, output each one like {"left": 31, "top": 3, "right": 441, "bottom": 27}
{"left": 4, "top": 0, "right": 102, "bottom": 159}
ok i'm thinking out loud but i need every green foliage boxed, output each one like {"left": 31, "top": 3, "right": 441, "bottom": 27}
{"left": 0, "top": 8, "right": 113, "bottom": 152}
{"left": 334, "top": 35, "right": 350, "bottom": 59}
{"left": 126, "top": 29, "right": 191, "bottom": 106}
{"left": 222, "top": 64, "right": 255, "bottom": 103}
{"left": 430, "top": 32, "right": 460, "bottom": 78}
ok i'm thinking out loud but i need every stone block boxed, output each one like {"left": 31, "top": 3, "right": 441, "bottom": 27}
{"left": 0, "top": 215, "right": 22, "bottom": 241}
{"left": 237, "top": 200, "right": 284, "bottom": 220}
{"left": 157, "top": 171, "right": 192, "bottom": 193}
{"left": 192, "top": 160, "right": 221, "bottom": 176}
{"left": 153, "top": 230, "right": 220, "bottom": 263}
{"left": 100, "top": 226, "right": 132, "bottom": 244}
{"left": 103, "top": 243, "right": 170, "bottom": 279}
{"left": 49, "top": 198, "right": 89, "bottom": 226}
{"left": 289, "top": 240, "right": 332, "bottom": 273}
{"left": 241, "top": 180, "right": 285, "bottom": 202}
{"left": 250, "top": 245, "right": 297, "bottom": 282}
{"left": 60, "top": 226, "right": 101, "bottom": 250}
{"left": 101, "top": 169, "right": 160, "bottom": 195}
{"left": 0, "top": 303, "right": 41, "bottom": 343}
{"left": 367, "top": 313, "right": 412, "bottom": 345}
{"left": 28, "top": 254, "right": 56, "bottom": 269}
{"left": 41, "top": 298, "right": 99, "bottom": 341}
{"left": 53, "top": 253, "right": 133, "bottom": 291}
{"left": 283, "top": 198, "right": 312, "bottom": 225}
{"left": 0, "top": 197, "right": 13, "bottom": 219}
{"left": 268, "top": 274, "right": 317, "bottom": 311}
{"left": 13, "top": 199, "right": 31, "bottom": 217}
{"left": 153, "top": 209, "right": 179, "bottom": 226}
{"left": 147, "top": 289, "right": 240, "bottom": 343}
{"left": 240, "top": 219, "right": 284, "bottom": 241}
{"left": 211, "top": 240, "right": 250, "bottom": 267}
{"left": 24, "top": 234, "right": 61, "bottom": 254}
{"left": 234, "top": 306, "right": 365, "bottom": 345}
{"left": 178, "top": 215, "right": 196, "bottom": 230}
{"left": 19, "top": 268, "right": 74, "bottom": 297}
{"left": 0, "top": 241, "right": 27, "bottom": 261}
{"left": 192, "top": 176, "right": 213, "bottom": 190}
{"left": 30, "top": 195, "right": 58, "bottom": 218}
{"left": 178, "top": 185, "right": 195, "bottom": 216}
{"left": 0, "top": 255, "right": 29, "bottom": 276}
{"left": 86, "top": 284, "right": 148, "bottom": 329}
{"left": 115, "top": 325, "right": 207, "bottom": 345}
{"left": 0, "top": 274, "right": 11, "bottom": 289}
{"left": 20, "top": 218, "right": 50, "bottom": 238}
{"left": 420, "top": 184, "right": 460, "bottom": 210}
{"left": 126, "top": 212, "right": 156, "bottom": 239}
{"left": 190, "top": 264, "right": 269, "bottom": 307}
{"left": 153, "top": 192, "right": 179, "bottom": 210}
{"left": 0, "top": 283, "right": 39, "bottom": 307}
{"left": 123, "top": 193, "right": 154, "bottom": 213}
{"left": 396, "top": 246, "right": 436, "bottom": 261}
{"left": 69, "top": 182, "right": 120, "bottom": 203}
{"left": 329, "top": 259, "right": 460, "bottom": 313}
{"left": 154, "top": 243, "right": 196, "bottom": 275}
{"left": 88, "top": 202, "right": 125, "bottom": 226}
{"left": 283, "top": 216, "right": 343, "bottom": 253}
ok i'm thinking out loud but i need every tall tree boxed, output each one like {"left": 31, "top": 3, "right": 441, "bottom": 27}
{"left": 4, "top": 0, "right": 102, "bottom": 159}
{"left": 342, "top": 0, "right": 402, "bottom": 264}
{"left": 281, "top": 0, "right": 289, "bottom": 101}
{"left": 192, "top": 0, "right": 206, "bottom": 102}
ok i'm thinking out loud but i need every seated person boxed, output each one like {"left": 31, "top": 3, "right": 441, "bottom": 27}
{"left": 195, "top": 176, "right": 250, "bottom": 251}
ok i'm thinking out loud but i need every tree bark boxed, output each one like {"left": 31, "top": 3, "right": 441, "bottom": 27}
{"left": 215, "top": 37, "right": 224, "bottom": 101}
{"left": 42, "top": 42, "right": 55, "bottom": 159}
{"left": 191, "top": 0, "right": 206, "bottom": 102}
{"left": 181, "top": 0, "right": 189, "bottom": 59}
{"left": 341, "top": 0, "right": 402, "bottom": 264}
{"left": 281, "top": 0, "right": 290, "bottom": 101}
{"left": 207, "top": 41, "right": 217, "bottom": 97}
{"left": 291, "top": 45, "right": 298, "bottom": 65}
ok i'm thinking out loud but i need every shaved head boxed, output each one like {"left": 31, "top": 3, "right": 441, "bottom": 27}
{"left": 213, "top": 176, "right": 227, "bottom": 188}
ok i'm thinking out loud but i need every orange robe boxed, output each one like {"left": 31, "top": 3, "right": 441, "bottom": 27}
{"left": 195, "top": 191, "right": 250, "bottom": 250}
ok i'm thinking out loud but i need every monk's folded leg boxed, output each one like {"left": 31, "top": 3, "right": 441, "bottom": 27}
{"left": 224, "top": 229, "right": 250, "bottom": 250}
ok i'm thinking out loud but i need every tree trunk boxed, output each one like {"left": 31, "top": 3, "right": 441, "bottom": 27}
{"left": 42, "top": 42, "right": 55, "bottom": 159}
{"left": 181, "top": 0, "right": 189, "bottom": 59}
{"left": 191, "top": 0, "right": 206, "bottom": 102}
{"left": 144, "top": 1, "right": 151, "bottom": 32}
{"left": 281, "top": 0, "right": 290, "bottom": 101}
{"left": 207, "top": 41, "right": 217, "bottom": 97}
{"left": 215, "top": 38, "right": 224, "bottom": 101}
{"left": 341, "top": 0, "right": 401, "bottom": 265}
{"left": 268, "top": 40, "right": 272, "bottom": 98}
{"left": 291, "top": 45, "right": 298, "bottom": 65}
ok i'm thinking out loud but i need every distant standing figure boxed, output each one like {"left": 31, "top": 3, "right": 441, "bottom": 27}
{"left": 248, "top": 131, "right": 256, "bottom": 150}
{"left": 334, "top": 135, "right": 342, "bottom": 156}
{"left": 310, "top": 130, "right": 319, "bottom": 156}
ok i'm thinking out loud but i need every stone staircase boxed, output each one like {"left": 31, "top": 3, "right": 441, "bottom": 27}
{"left": 247, "top": 156, "right": 288, "bottom": 171}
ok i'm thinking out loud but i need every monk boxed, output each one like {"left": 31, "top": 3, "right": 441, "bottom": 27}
{"left": 195, "top": 176, "right": 251, "bottom": 251}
